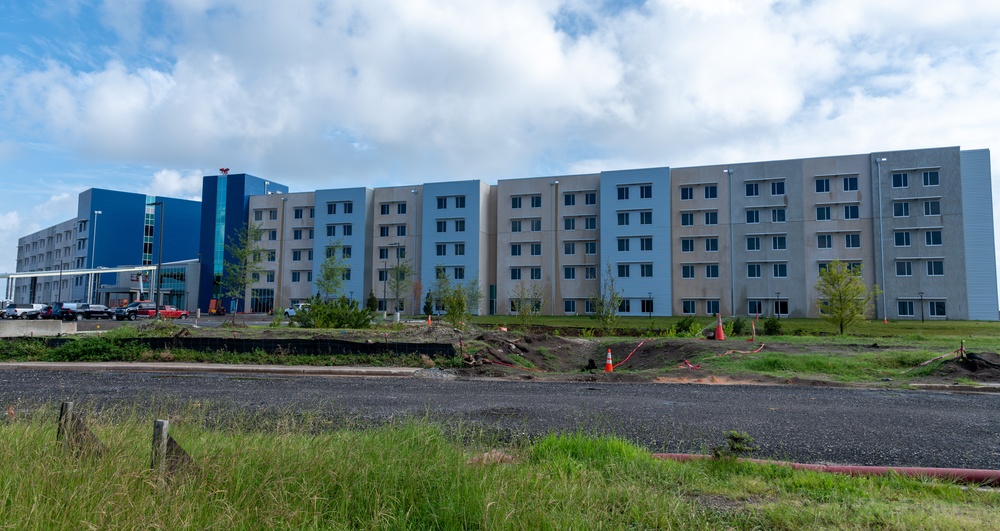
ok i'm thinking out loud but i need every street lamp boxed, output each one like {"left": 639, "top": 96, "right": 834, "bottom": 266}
{"left": 147, "top": 202, "right": 165, "bottom": 318}
{"left": 647, "top": 291, "right": 653, "bottom": 328}
{"left": 89, "top": 210, "right": 102, "bottom": 303}
{"left": 382, "top": 259, "right": 388, "bottom": 318}
{"left": 874, "top": 157, "right": 888, "bottom": 320}
{"left": 724, "top": 169, "right": 735, "bottom": 316}
{"left": 918, "top": 292, "right": 925, "bottom": 322}
{"left": 775, "top": 292, "right": 781, "bottom": 319}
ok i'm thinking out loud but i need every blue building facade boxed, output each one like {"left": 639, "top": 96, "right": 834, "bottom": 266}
{"left": 313, "top": 187, "right": 373, "bottom": 302}
{"left": 198, "top": 173, "right": 288, "bottom": 313}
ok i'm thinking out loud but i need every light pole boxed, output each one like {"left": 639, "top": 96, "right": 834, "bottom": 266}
{"left": 89, "top": 210, "right": 102, "bottom": 303}
{"left": 147, "top": 202, "right": 165, "bottom": 318}
{"left": 382, "top": 259, "right": 388, "bottom": 318}
{"left": 874, "top": 157, "right": 887, "bottom": 320}
{"left": 724, "top": 169, "right": 735, "bottom": 316}
{"left": 647, "top": 291, "right": 653, "bottom": 329}
{"left": 918, "top": 291, "right": 925, "bottom": 322}
{"left": 775, "top": 291, "right": 781, "bottom": 319}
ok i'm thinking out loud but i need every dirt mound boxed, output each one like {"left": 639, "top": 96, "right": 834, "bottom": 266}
{"left": 931, "top": 352, "right": 1000, "bottom": 382}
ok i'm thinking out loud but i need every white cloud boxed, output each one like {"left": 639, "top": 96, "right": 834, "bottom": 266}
{"left": 146, "top": 168, "right": 204, "bottom": 200}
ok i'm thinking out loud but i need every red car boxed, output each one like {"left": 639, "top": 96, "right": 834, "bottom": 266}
{"left": 156, "top": 305, "right": 190, "bottom": 319}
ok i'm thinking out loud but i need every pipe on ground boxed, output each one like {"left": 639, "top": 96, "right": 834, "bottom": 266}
{"left": 653, "top": 453, "right": 1000, "bottom": 487}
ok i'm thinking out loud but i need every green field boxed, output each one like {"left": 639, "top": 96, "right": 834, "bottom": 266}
{"left": 2, "top": 405, "right": 997, "bottom": 529}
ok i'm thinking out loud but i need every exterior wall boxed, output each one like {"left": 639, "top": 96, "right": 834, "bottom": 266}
{"left": 314, "top": 187, "right": 371, "bottom": 305}
{"left": 420, "top": 180, "right": 492, "bottom": 315}
{"left": 600, "top": 167, "right": 671, "bottom": 316}
{"left": 249, "top": 192, "right": 315, "bottom": 312}
{"left": 372, "top": 186, "right": 422, "bottom": 313}
{"left": 960, "top": 149, "right": 999, "bottom": 320}
{"left": 13, "top": 219, "right": 76, "bottom": 304}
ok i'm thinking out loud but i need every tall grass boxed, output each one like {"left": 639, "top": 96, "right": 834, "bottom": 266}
{"left": 1, "top": 405, "right": 997, "bottom": 529}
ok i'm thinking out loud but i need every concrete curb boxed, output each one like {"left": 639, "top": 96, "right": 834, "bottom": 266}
{"left": 0, "top": 362, "right": 421, "bottom": 377}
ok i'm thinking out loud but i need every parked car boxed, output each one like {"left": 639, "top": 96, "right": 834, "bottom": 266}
{"left": 6, "top": 303, "right": 46, "bottom": 319}
{"left": 78, "top": 303, "right": 114, "bottom": 319}
{"left": 156, "top": 305, "right": 190, "bottom": 319}
{"left": 51, "top": 302, "right": 82, "bottom": 321}
{"left": 114, "top": 301, "right": 157, "bottom": 321}
{"left": 39, "top": 305, "right": 54, "bottom": 319}
{"left": 284, "top": 303, "right": 309, "bottom": 318}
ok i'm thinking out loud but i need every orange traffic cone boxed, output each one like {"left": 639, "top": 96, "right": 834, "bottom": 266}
{"left": 747, "top": 321, "right": 756, "bottom": 342}
{"left": 604, "top": 349, "right": 614, "bottom": 372}
{"left": 427, "top": 314, "right": 432, "bottom": 325}
{"left": 715, "top": 314, "right": 726, "bottom": 341}
{"left": 883, "top": 317, "right": 887, "bottom": 325}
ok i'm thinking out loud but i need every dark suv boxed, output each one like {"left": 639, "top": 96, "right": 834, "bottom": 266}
{"left": 114, "top": 301, "right": 156, "bottom": 321}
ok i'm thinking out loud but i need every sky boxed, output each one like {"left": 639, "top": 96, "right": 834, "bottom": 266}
{"left": 2, "top": 0, "right": 1000, "bottom": 296}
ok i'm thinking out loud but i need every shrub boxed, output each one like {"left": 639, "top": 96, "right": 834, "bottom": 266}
{"left": 730, "top": 316, "right": 749, "bottom": 336}
{"left": 293, "top": 295, "right": 373, "bottom": 329}
{"left": 763, "top": 317, "right": 783, "bottom": 336}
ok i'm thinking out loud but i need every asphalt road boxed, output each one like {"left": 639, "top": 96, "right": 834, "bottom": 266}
{"left": 2, "top": 367, "right": 998, "bottom": 470}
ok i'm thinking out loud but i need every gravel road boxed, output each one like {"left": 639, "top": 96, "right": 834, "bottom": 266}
{"left": 2, "top": 368, "right": 998, "bottom": 470}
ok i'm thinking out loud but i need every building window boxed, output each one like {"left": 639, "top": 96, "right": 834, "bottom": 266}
{"left": 895, "top": 231, "right": 911, "bottom": 247}
{"left": 436, "top": 220, "right": 447, "bottom": 233}
{"left": 771, "top": 236, "right": 786, "bottom": 250}
{"left": 706, "top": 264, "right": 719, "bottom": 278}
{"left": 706, "top": 300, "right": 720, "bottom": 316}
{"left": 619, "top": 299, "right": 631, "bottom": 313}
{"left": 293, "top": 229, "right": 302, "bottom": 240}
{"left": 269, "top": 210, "right": 278, "bottom": 220}
{"left": 640, "top": 264, "right": 653, "bottom": 277}
{"left": 254, "top": 210, "right": 263, "bottom": 221}
{"left": 844, "top": 205, "right": 860, "bottom": 219}
{"left": 639, "top": 211, "right": 652, "bottom": 225}
{"left": 343, "top": 202, "right": 353, "bottom": 214}
{"left": 453, "top": 267, "right": 464, "bottom": 279}
{"left": 564, "top": 242, "right": 576, "bottom": 255}
{"left": 771, "top": 181, "right": 785, "bottom": 196}
{"left": 328, "top": 203, "right": 337, "bottom": 215}
{"left": 396, "top": 225, "right": 406, "bottom": 236}
{"left": 291, "top": 271, "right": 301, "bottom": 282}
{"left": 816, "top": 178, "right": 830, "bottom": 193}
{"left": 898, "top": 301, "right": 914, "bottom": 316}
{"left": 454, "top": 219, "right": 465, "bottom": 232}
{"left": 682, "top": 265, "right": 695, "bottom": 279}
{"left": 564, "top": 267, "right": 576, "bottom": 280}
{"left": 454, "top": 196, "right": 465, "bottom": 209}
{"left": 380, "top": 204, "right": 390, "bottom": 215}
{"left": 681, "top": 239, "right": 694, "bottom": 252}
{"left": 511, "top": 196, "right": 522, "bottom": 209}
{"left": 530, "top": 243, "right": 541, "bottom": 256}
{"left": 565, "top": 217, "right": 576, "bottom": 231}
{"left": 341, "top": 247, "right": 350, "bottom": 259}
{"left": 773, "top": 263, "right": 787, "bottom": 278}
{"left": 564, "top": 299, "right": 577, "bottom": 313}
{"left": 530, "top": 195, "right": 542, "bottom": 208}
{"left": 640, "top": 237, "right": 652, "bottom": 251}
{"left": 893, "top": 202, "right": 909, "bottom": 217}
{"left": 618, "top": 238, "right": 629, "bottom": 252}
{"left": 585, "top": 217, "right": 597, "bottom": 230}
{"left": 437, "top": 197, "right": 447, "bottom": 209}
{"left": 266, "top": 272, "right": 275, "bottom": 283}
{"left": 617, "top": 212, "right": 630, "bottom": 226}
{"left": 748, "top": 300, "right": 763, "bottom": 315}
{"left": 845, "top": 234, "right": 861, "bottom": 248}
{"left": 511, "top": 220, "right": 522, "bottom": 232}
{"left": 818, "top": 234, "right": 832, "bottom": 249}
{"left": 565, "top": 193, "right": 576, "bottom": 206}
{"left": 925, "top": 230, "right": 942, "bottom": 246}
{"left": 929, "top": 301, "right": 946, "bottom": 317}
{"left": 379, "top": 226, "right": 389, "bottom": 237}
{"left": 681, "top": 213, "right": 694, "bottom": 226}
{"left": 342, "top": 224, "right": 352, "bottom": 236}
{"left": 510, "top": 244, "right": 521, "bottom": 256}
{"left": 617, "top": 186, "right": 629, "bottom": 200}
{"left": 618, "top": 264, "right": 630, "bottom": 277}
{"left": 585, "top": 192, "right": 597, "bottom": 205}
{"left": 924, "top": 200, "right": 941, "bottom": 216}
{"left": 530, "top": 219, "right": 542, "bottom": 232}
{"left": 267, "top": 251, "right": 276, "bottom": 262}
{"left": 327, "top": 225, "right": 338, "bottom": 237}
{"left": 771, "top": 209, "right": 786, "bottom": 223}
{"left": 682, "top": 300, "right": 696, "bottom": 315}
{"left": 510, "top": 268, "right": 521, "bottom": 280}
{"left": 584, "top": 266, "right": 596, "bottom": 279}
{"left": 397, "top": 203, "right": 406, "bottom": 214}
{"left": 746, "top": 209, "right": 760, "bottom": 224}
{"left": 292, "top": 250, "right": 302, "bottom": 261}
{"left": 454, "top": 243, "right": 465, "bottom": 255}
{"left": 843, "top": 176, "right": 858, "bottom": 191}
{"left": 379, "top": 248, "right": 389, "bottom": 260}
{"left": 585, "top": 242, "right": 597, "bottom": 254}
{"left": 705, "top": 211, "right": 718, "bottom": 225}
{"left": 892, "top": 173, "right": 908, "bottom": 188}
{"left": 896, "top": 261, "right": 912, "bottom": 276}
{"left": 774, "top": 299, "right": 788, "bottom": 316}
{"left": 927, "top": 261, "right": 944, "bottom": 276}
{"left": 746, "top": 183, "right": 759, "bottom": 197}
{"left": 680, "top": 187, "right": 693, "bottom": 200}
{"left": 639, "top": 185, "right": 652, "bottom": 199}
{"left": 268, "top": 230, "right": 277, "bottom": 241}
{"left": 706, "top": 238, "right": 719, "bottom": 252}
{"left": 704, "top": 185, "right": 718, "bottom": 199}
{"left": 746, "top": 237, "right": 761, "bottom": 251}
{"left": 747, "top": 264, "right": 761, "bottom": 278}
{"left": 923, "top": 171, "right": 939, "bottom": 186}
{"left": 817, "top": 206, "right": 831, "bottom": 221}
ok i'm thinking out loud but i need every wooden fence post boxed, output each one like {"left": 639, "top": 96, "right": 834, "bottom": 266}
{"left": 152, "top": 419, "right": 169, "bottom": 475}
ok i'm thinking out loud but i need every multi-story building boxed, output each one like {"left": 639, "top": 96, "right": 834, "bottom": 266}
{"left": 315, "top": 187, "right": 372, "bottom": 307}
{"left": 371, "top": 186, "right": 420, "bottom": 313}
{"left": 199, "top": 172, "right": 288, "bottom": 313}
{"left": 12, "top": 188, "right": 201, "bottom": 308}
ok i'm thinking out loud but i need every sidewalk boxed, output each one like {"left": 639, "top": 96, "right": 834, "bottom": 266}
{"left": 0, "top": 361, "right": 421, "bottom": 377}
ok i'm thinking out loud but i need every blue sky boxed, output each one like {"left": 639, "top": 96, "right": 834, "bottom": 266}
{"left": 2, "top": 0, "right": 1000, "bottom": 295}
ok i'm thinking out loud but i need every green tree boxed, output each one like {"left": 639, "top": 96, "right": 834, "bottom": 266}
{"left": 589, "top": 262, "right": 623, "bottom": 335}
{"left": 387, "top": 259, "right": 414, "bottom": 315}
{"left": 431, "top": 266, "right": 481, "bottom": 329}
{"left": 510, "top": 280, "right": 543, "bottom": 331}
{"left": 422, "top": 291, "right": 434, "bottom": 317}
{"left": 315, "top": 240, "right": 347, "bottom": 299}
{"left": 366, "top": 290, "right": 379, "bottom": 313}
{"left": 815, "top": 260, "right": 881, "bottom": 334}
{"left": 222, "top": 221, "right": 266, "bottom": 319}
